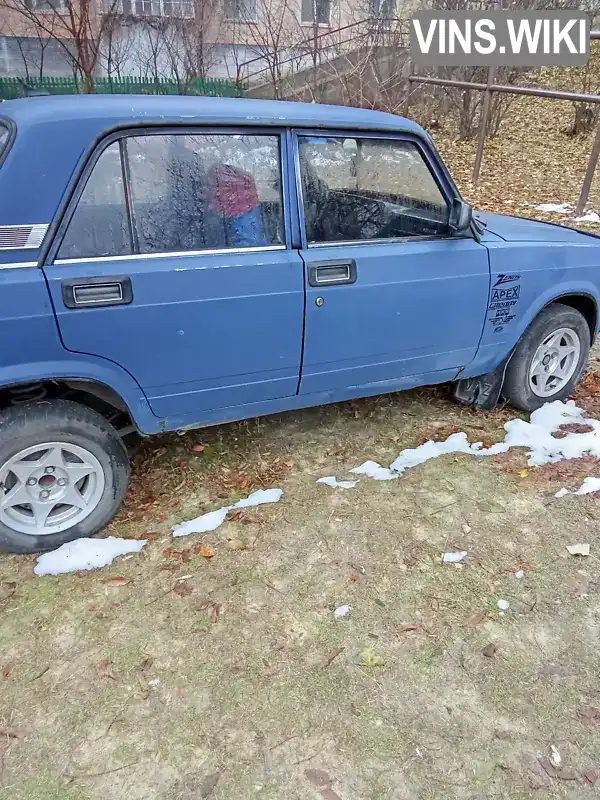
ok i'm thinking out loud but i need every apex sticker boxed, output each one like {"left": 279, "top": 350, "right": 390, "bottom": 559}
{"left": 491, "top": 285, "right": 520, "bottom": 303}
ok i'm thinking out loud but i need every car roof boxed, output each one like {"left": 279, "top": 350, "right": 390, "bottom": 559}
{"left": 0, "top": 94, "right": 424, "bottom": 135}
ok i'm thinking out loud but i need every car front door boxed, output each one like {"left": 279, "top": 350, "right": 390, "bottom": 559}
{"left": 294, "top": 132, "right": 490, "bottom": 395}
{"left": 43, "top": 128, "right": 304, "bottom": 423}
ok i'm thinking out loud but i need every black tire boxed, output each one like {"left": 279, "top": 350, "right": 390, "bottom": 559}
{"left": 503, "top": 303, "right": 591, "bottom": 412}
{"left": 0, "top": 400, "right": 129, "bottom": 554}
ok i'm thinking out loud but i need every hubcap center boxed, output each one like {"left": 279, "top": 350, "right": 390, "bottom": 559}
{"left": 39, "top": 474, "right": 56, "bottom": 488}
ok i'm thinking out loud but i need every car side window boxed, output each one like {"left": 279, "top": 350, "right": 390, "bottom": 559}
{"left": 58, "top": 132, "right": 284, "bottom": 261}
{"left": 126, "top": 133, "right": 283, "bottom": 254}
{"left": 298, "top": 136, "right": 450, "bottom": 245}
{"left": 58, "top": 142, "right": 132, "bottom": 260}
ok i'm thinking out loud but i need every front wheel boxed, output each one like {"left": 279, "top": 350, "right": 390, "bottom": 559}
{"left": 502, "top": 303, "right": 591, "bottom": 412}
{"left": 0, "top": 400, "right": 130, "bottom": 554}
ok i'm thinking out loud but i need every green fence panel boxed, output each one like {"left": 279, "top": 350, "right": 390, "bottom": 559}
{"left": 0, "top": 75, "right": 244, "bottom": 100}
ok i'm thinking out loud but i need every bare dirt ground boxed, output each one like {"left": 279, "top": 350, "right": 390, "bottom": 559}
{"left": 3, "top": 98, "right": 600, "bottom": 800}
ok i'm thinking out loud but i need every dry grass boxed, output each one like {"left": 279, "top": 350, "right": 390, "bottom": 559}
{"left": 4, "top": 95, "right": 600, "bottom": 799}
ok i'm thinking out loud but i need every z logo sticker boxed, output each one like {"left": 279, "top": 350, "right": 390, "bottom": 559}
{"left": 494, "top": 274, "right": 520, "bottom": 287}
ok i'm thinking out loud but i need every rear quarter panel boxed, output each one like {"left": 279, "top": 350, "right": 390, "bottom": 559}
{"left": 463, "top": 240, "right": 600, "bottom": 377}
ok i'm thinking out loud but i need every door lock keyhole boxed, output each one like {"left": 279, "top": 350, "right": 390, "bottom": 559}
{"left": 315, "top": 297, "right": 324, "bottom": 308}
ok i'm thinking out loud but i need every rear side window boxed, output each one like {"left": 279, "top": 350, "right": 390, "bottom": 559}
{"left": 57, "top": 132, "right": 284, "bottom": 260}
{"left": 58, "top": 143, "right": 131, "bottom": 260}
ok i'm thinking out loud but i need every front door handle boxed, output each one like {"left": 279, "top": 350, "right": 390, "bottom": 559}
{"left": 307, "top": 260, "right": 357, "bottom": 287}
{"left": 61, "top": 276, "right": 133, "bottom": 309}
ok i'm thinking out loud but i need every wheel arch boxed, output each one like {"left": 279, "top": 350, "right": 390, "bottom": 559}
{"left": 545, "top": 292, "right": 598, "bottom": 342}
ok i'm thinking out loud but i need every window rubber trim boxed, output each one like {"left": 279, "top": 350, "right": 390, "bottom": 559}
{"left": 0, "top": 116, "right": 17, "bottom": 170}
{"left": 43, "top": 125, "right": 291, "bottom": 266}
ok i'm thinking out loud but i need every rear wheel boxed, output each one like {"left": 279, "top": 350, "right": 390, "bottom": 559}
{"left": 502, "top": 303, "right": 590, "bottom": 412}
{"left": 0, "top": 400, "right": 129, "bottom": 554}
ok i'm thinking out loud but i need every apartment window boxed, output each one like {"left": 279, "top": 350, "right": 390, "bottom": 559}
{"left": 119, "top": 0, "right": 194, "bottom": 17}
{"left": 223, "top": 0, "right": 257, "bottom": 21}
{"left": 24, "top": 0, "right": 68, "bottom": 12}
{"left": 301, "top": 0, "right": 330, "bottom": 25}
{"left": 370, "top": 0, "right": 395, "bottom": 19}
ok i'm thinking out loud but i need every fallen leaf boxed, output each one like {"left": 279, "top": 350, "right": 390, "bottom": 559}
{"left": 0, "top": 726, "right": 24, "bottom": 740}
{"left": 583, "top": 770, "right": 598, "bottom": 785}
{"left": 399, "top": 624, "right": 419, "bottom": 633}
{"left": 143, "top": 532, "right": 163, "bottom": 541}
{"left": 482, "top": 643, "right": 497, "bottom": 658}
{"left": 305, "top": 769, "right": 333, "bottom": 788}
{"left": 226, "top": 538, "right": 247, "bottom": 550}
{"left": 577, "top": 706, "right": 600, "bottom": 726}
{"left": 209, "top": 602, "right": 222, "bottom": 624}
{"left": 99, "top": 659, "right": 116, "bottom": 680}
{"left": 139, "top": 657, "right": 154, "bottom": 672}
{"left": 103, "top": 577, "right": 129, "bottom": 587}
{"left": 566, "top": 543, "right": 590, "bottom": 556}
{"left": 163, "top": 547, "right": 191, "bottom": 563}
{"left": 555, "top": 769, "right": 578, "bottom": 781}
{"left": 199, "top": 771, "right": 221, "bottom": 797}
{"left": 321, "top": 790, "right": 342, "bottom": 800}
{"left": 174, "top": 581, "right": 194, "bottom": 597}
{"left": 2, "top": 663, "right": 12, "bottom": 680}
{"left": 465, "top": 611, "right": 488, "bottom": 627}
{"left": 192, "top": 444, "right": 206, "bottom": 453}
{"left": 198, "top": 545, "right": 215, "bottom": 560}
{"left": 519, "top": 469, "right": 529, "bottom": 478}
{"left": 323, "top": 646, "right": 344, "bottom": 667}
{"left": 357, "top": 646, "right": 385, "bottom": 667}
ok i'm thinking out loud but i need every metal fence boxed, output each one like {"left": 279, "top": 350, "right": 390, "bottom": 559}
{"left": 0, "top": 75, "right": 244, "bottom": 100}
{"left": 405, "top": 31, "right": 600, "bottom": 214}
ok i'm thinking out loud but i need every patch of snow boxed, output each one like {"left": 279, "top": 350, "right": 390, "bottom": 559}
{"left": 172, "top": 507, "right": 230, "bottom": 537}
{"left": 575, "top": 477, "right": 600, "bottom": 495}
{"left": 172, "top": 488, "right": 283, "bottom": 538}
{"left": 555, "top": 487, "right": 570, "bottom": 498}
{"left": 148, "top": 678, "right": 161, "bottom": 686}
{"left": 334, "top": 604, "right": 352, "bottom": 618}
{"left": 349, "top": 460, "right": 398, "bottom": 481}
{"left": 575, "top": 211, "right": 600, "bottom": 223}
{"left": 234, "top": 488, "right": 283, "bottom": 508}
{"left": 536, "top": 203, "right": 574, "bottom": 213}
{"left": 443, "top": 551, "right": 468, "bottom": 563}
{"left": 317, "top": 476, "right": 358, "bottom": 489}
{"left": 566, "top": 543, "right": 590, "bottom": 556}
{"left": 497, "top": 599, "right": 510, "bottom": 611}
{"left": 514, "top": 570, "right": 526, "bottom": 580}
{"left": 34, "top": 537, "right": 146, "bottom": 576}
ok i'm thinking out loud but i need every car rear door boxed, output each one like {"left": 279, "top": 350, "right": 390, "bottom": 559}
{"left": 294, "top": 131, "right": 490, "bottom": 394}
{"left": 43, "top": 128, "right": 304, "bottom": 423}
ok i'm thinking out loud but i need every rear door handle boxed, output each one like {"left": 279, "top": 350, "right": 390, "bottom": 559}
{"left": 61, "top": 276, "right": 133, "bottom": 309}
{"left": 307, "top": 260, "right": 357, "bottom": 287}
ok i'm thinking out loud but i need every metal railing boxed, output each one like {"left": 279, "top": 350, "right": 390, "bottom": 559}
{"left": 240, "top": 17, "right": 409, "bottom": 85}
{"left": 406, "top": 30, "right": 600, "bottom": 214}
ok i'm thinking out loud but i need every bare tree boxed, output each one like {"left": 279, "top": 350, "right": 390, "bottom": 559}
{"left": 0, "top": 0, "right": 120, "bottom": 92}
{"left": 230, "top": 0, "right": 305, "bottom": 98}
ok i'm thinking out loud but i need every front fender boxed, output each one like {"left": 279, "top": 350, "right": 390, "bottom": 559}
{"left": 0, "top": 356, "right": 164, "bottom": 435}
{"left": 464, "top": 237, "right": 600, "bottom": 379}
